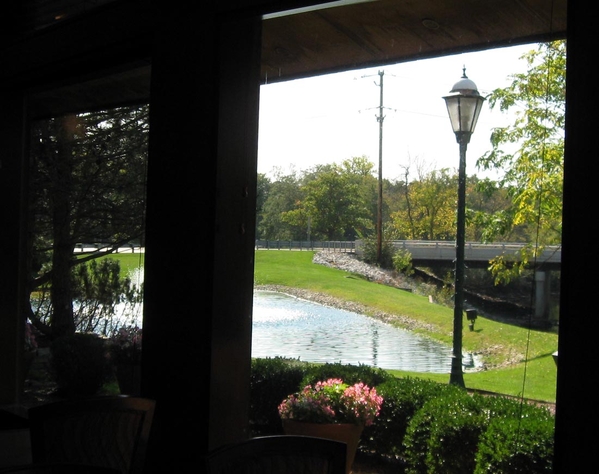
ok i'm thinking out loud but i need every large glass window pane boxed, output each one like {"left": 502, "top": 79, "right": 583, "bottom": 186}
{"left": 24, "top": 69, "right": 150, "bottom": 399}
{"left": 254, "top": 3, "right": 562, "bottom": 471}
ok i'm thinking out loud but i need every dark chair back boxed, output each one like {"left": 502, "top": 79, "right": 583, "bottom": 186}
{"left": 0, "top": 462, "right": 120, "bottom": 474}
{"left": 28, "top": 397, "right": 155, "bottom": 474}
{"left": 206, "top": 435, "right": 347, "bottom": 474}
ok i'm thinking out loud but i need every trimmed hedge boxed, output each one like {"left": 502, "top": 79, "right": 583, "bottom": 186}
{"left": 363, "top": 377, "right": 462, "bottom": 457}
{"left": 474, "top": 401, "right": 554, "bottom": 473}
{"left": 250, "top": 358, "right": 555, "bottom": 474}
{"left": 300, "top": 361, "right": 392, "bottom": 388}
{"left": 404, "top": 390, "right": 487, "bottom": 474}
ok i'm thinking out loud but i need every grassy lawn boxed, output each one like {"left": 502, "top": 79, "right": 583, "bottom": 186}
{"left": 254, "top": 250, "right": 558, "bottom": 402}
{"left": 99, "top": 252, "right": 145, "bottom": 277}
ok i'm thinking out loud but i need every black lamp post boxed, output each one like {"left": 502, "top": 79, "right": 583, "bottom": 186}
{"left": 443, "top": 67, "right": 485, "bottom": 387}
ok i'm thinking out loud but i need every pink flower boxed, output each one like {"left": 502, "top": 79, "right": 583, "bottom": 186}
{"left": 278, "top": 378, "right": 383, "bottom": 425}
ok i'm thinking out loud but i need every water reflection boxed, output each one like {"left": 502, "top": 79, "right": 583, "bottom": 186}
{"left": 252, "top": 290, "right": 456, "bottom": 373}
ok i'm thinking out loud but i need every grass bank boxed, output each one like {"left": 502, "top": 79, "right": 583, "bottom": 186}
{"left": 254, "top": 250, "right": 558, "bottom": 403}
{"left": 100, "top": 251, "right": 145, "bottom": 277}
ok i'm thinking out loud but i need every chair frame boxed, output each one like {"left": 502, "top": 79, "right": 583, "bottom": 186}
{"left": 27, "top": 396, "right": 155, "bottom": 474}
{"left": 0, "top": 462, "right": 120, "bottom": 473}
{"left": 206, "top": 435, "right": 347, "bottom": 474}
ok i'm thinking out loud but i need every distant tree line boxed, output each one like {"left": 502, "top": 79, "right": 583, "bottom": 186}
{"left": 256, "top": 157, "right": 520, "bottom": 244}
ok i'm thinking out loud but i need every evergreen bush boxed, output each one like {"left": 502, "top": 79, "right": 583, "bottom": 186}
{"left": 425, "top": 392, "right": 487, "bottom": 474}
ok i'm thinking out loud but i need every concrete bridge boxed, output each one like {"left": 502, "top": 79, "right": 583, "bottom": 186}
{"left": 386, "top": 240, "right": 561, "bottom": 270}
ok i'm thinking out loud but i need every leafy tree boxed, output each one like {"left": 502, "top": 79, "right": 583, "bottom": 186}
{"left": 390, "top": 168, "right": 457, "bottom": 240}
{"left": 468, "top": 177, "right": 526, "bottom": 242}
{"left": 340, "top": 156, "right": 379, "bottom": 238}
{"left": 33, "top": 258, "right": 142, "bottom": 337}
{"left": 477, "top": 41, "right": 565, "bottom": 283}
{"left": 255, "top": 173, "right": 271, "bottom": 239}
{"left": 257, "top": 170, "right": 304, "bottom": 240}
{"left": 392, "top": 249, "right": 414, "bottom": 276}
{"left": 282, "top": 159, "right": 373, "bottom": 240}
{"left": 28, "top": 105, "right": 149, "bottom": 339}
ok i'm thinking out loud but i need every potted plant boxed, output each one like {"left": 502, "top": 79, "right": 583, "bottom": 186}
{"left": 109, "top": 325, "right": 142, "bottom": 395}
{"left": 278, "top": 378, "right": 383, "bottom": 473}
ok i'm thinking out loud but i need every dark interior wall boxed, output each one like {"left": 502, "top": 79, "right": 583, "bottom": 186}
{"left": 141, "top": 6, "right": 222, "bottom": 462}
{"left": 141, "top": 7, "right": 262, "bottom": 464}
{"left": 553, "top": 1, "right": 599, "bottom": 472}
{"left": 209, "top": 15, "right": 262, "bottom": 450}
{"left": 0, "top": 93, "right": 27, "bottom": 404}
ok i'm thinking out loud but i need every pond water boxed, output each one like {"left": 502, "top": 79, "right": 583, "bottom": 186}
{"left": 252, "top": 290, "right": 478, "bottom": 373}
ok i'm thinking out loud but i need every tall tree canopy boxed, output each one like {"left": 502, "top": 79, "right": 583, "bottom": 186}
{"left": 390, "top": 168, "right": 456, "bottom": 240}
{"left": 257, "top": 170, "right": 303, "bottom": 240}
{"left": 29, "top": 105, "right": 149, "bottom": 338}
{"left": 281, "top": 158, "right": 376, "bottom": 241}
{"left": 477, "top": 41, "right": 565, "bottom": 282}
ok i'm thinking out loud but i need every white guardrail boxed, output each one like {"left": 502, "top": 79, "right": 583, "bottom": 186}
{"left": 254, "top": 240, "right": 561, "bottom": 264}
{"left": 388, "top": 241, "right": 561, "bottom": 264}
{"left": 76, "top": 240, "right": 561, "bottom": 264}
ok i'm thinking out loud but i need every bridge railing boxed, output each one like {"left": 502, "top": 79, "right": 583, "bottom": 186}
{"left": 385, "top": 240, "right": 561, "bottom": 264}
{"left": 254, "top": 239, "right": 561, "bottom": 264}
{"left": 255, "top": 240, "right": 355, "bottom": 252}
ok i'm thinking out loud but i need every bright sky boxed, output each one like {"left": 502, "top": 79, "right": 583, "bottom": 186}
{"left": 257, "top": 43, "right": 534, "bottom": 181}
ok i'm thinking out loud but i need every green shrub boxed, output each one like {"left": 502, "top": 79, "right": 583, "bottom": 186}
{"left": 249, "top": 357, "right": 311, "bottom": 435}
{"left": 50, "top": 332, "right": 112, "bottom": 397}
{"left": 301, "top": 362, "right": 391, "bottom": 388}
{"left": 248, "top": 359, "right": 556, "bottom": 472}
{"left": 363, "top": 377, "right": 462, "bottom": 457}
{"left": 479, "top": 394, "right": 553, "bottom": 420}
{"left": 426, "top": 393, "right": 487, "bottom": 474}
{"left": 403, "top": 388, "right": 485, "bottom": 474}
{"left": 360, "top": 237, "right": 395, "bottom": 269}
{"left": 474, "top": 400, "right": 554, "bottom": 473}
{"left": 392, "top": 249, "right": 414, "bottom": 276}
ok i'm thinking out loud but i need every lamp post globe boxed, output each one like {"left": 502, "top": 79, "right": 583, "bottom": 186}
{"left": 443, "top": 68, "right": 485, "bottom": 388}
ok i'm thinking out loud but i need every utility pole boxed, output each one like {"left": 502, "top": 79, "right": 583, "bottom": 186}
{"left": 375, "top": 70, "right": 385, "bottom": 265}
{"left": 360, "top": 69, "right": 394, "bottom": 265}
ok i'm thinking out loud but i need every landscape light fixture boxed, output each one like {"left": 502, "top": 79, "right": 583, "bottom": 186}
{"left": 443, "top": 67, "right": 485, "bottom": 387}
